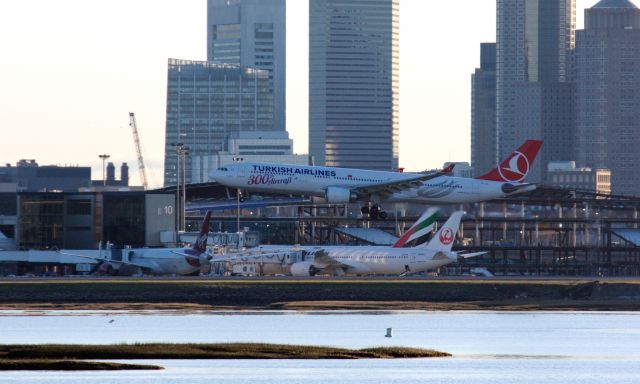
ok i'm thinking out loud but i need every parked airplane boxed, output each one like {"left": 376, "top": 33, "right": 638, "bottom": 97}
{"left": 209, "top": 140, "right": 543, "bottom": 219}
{"left": 391, "top": 208, "right": 439, "bottom": 248}
{"left": 214, "top": 210, "right": 484, "bottom": 276}
{"left": 61, "top": 211, "right": 213, "bottom": 275}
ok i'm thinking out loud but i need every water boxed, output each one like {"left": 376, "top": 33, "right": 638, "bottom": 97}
{"left": 2, "top": 311, "right": 640, "bottom": 383}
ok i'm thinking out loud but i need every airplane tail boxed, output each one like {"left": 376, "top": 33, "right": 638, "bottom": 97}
{"left": 423, "top": 211, "right": 464, "bottom": 252}
{"left": 392, "top": 208, "right": 439, "bottom": 248}
{"left": 192, "top": 211, "right": 212, "bottom": 253}
{"left": 476, "top": 140, "right": 543, "bottom": 183}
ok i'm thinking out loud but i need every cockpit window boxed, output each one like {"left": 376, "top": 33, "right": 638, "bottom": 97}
{"left": 217, "top": 167, "right": 228, "bottom": 171}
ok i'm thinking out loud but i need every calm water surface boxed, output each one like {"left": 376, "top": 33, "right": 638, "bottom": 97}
{"left": 1, "top": 311, "right": 639, "bottom": 383}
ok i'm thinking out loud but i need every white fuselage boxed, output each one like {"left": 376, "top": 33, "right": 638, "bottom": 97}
{"left": 210, "top": 162, "right": 525, "bottom": 205}
{"left": 255, "top": 245, "right": 457, "bottom": 275}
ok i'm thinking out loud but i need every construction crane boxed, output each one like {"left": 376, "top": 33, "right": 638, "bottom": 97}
{"left": 128, "top": 112, "right": 148, "bottom": 190}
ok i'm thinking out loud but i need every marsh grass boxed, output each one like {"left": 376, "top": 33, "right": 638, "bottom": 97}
{"left": 0, "top": 359, "right": 162, "bottom": 371}
{"left": 0, "top": 343, "right": 450, "bottom": 360}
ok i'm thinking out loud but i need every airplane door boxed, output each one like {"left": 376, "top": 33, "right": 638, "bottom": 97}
{"left": 236, "top": 164, "right": 247, "bottom": 178}
{"left": 472, "top": 180, "right": 479, "bottom": 194}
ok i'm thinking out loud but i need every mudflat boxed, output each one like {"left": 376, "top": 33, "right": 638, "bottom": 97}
{"left": 1, "top": 278, "right": 639, "bottom": 311}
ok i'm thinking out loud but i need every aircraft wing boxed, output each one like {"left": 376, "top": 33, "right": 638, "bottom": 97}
{"left": 170, "top": 250, "right": 204, "bottom": 260}
{"left": 311, "top": 250, "right": 352, "bottom": 270}
{"left": 58, "top": 251, "right": 151, "bottom": 269}
{"left": 186, "top": 197, "right": 311, "bottom": 213}
{"left": 457, "top": 251, "right": 487, "bottom": 259}
{"left": 351, "top": 164, "right": 454, "bottom": 198}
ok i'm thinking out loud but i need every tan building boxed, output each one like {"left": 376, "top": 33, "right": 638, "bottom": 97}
{"left": 548, "top": 161, "right": 611, "bottom": 194}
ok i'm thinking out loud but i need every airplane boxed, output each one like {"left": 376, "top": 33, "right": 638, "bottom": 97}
{"left": 60, "top": 211, "right": 213, "bottom": 275}
{"left": 209, "top": 140, "right": 543, "bottom": 219}
{"left": 391, "top": 207, "right": 439, "bottom": 248}
{"left": 213, "top": 210, "right": 485, "bottom": 276}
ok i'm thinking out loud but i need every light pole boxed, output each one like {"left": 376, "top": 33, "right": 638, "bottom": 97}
{"left": 233, "top": 156, "right": 243, "bottom": 246}
{"left": 181, "top": 146, "right": 190, "bottom": 232}
{"left": 172, "top": 143, "right": 184, "bottom": 237}
{"left": 98, "top": 154, "right": 110, "bottom": 187}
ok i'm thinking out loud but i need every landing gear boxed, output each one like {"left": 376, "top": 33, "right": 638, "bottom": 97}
{"left": 361, "top": 204, "right": 388, "bottom": 220}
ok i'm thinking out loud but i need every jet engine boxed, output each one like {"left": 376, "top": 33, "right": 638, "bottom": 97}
{"left": 290, "top": 261, "right": 320, "bottom": 277}
{"left": 325, "top": 187, "right": 354, "bottom": 204}
{"left": 501, "top": 183, "right": 518, "bottom": 194}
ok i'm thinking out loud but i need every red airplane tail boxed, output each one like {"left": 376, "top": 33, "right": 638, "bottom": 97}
{"left": 476, "top": 140, "right": 543, "bottom": 183}
{"left": 192, "top": 211, "right": 212, "bottom": 253}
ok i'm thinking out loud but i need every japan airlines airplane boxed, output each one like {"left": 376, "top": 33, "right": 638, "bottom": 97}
{"left": 61, "top": 212, "right": 213, "bottom": 275}
{"left": 215, "top": 210, "right": 484, "bottom": 276}
{"left": 209, "top": 140, "right": 543, "bottom": 218}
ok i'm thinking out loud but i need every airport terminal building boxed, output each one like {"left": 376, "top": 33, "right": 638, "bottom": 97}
{"left": 1, "top": 191, "right": 175, "bottom": 251}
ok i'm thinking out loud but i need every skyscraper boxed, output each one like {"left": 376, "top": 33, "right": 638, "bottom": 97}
{"left": 207, "top": 0, "right": 286, "bottom": 131}
{"left": 496, "top": 0, "right": 576, "bottom": 182}
{"left": 309, "top": 0, "right": 399, "bottom": 171}
{"left": 163, "top": 59, "right": 274, "bottom": 187}
{"left": 575, "top": 0, "right": 640, "bottom": 195}
{"left": 471, "top": 43, "right": 497, "bottom": 177}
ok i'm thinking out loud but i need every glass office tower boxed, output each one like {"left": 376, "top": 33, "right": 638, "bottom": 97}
{"left": 309, "top": 0, "right": 399, "bottom": 171}
{"left": 208, "top": 0, "right": 286, "bottom": 132}
{"left": 163, "top": 59, "right": 274, "bottom": 186}
{"left": 496, "top": 0, "right": 576, "bottom": 182}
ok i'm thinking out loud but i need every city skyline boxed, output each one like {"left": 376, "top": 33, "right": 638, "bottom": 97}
{"left": 0, "top": 0, "right": 601, "bottom": 188}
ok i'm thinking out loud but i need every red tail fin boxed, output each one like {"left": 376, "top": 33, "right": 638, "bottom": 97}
{"left": 476, "top": 140, "right": 543, "bottom": 182}
{"left": 193, "top": 211, "right": 212, "bottom": 253}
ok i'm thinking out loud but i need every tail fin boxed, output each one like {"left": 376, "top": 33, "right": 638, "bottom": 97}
{"left": 392, "top": 208, "right": 439, "bottom": 248}
{"left": 424, "top": 211, "right": 464, "bottom": 252}
{"left": 476, "top": 140, "right": 543, "bottom": 182}
{"left": 193, "top": 211, "right": 212, "bottom": 253}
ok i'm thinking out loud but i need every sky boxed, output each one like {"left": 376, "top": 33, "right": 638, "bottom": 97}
{"left": 0, "top": 0, "right": 601, "bottom": 188}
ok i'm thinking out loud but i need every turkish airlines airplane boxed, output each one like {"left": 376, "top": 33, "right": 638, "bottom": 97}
{"left": 215, "top": 211, "right": 484, "bottom": 276}
{"left": 61, "top": 212, "right": 213, "bottom": 275}
{"left": 210, "top": 140, "right": 543, "bottom": 219}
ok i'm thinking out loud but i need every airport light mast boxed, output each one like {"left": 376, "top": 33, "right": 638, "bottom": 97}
{"left": 98, "top": 154, "right": 110, "bottom": 187}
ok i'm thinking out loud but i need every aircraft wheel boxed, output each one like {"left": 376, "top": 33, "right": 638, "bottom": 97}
{"left": 369, "top": 205, "right": 381, "bottom": 220}
{"left": 379, "top": 211, "right": 388, "bottom": 220}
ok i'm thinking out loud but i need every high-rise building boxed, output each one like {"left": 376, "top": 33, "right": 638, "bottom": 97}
{"left": 471, "top": 43, "right": 497, "bottom": 177}
{"left": 192, "top": 131, "right": 309, "bottom": 183}
{"left": 496, "top": 0, "right": 576, "bottom": 182}
{"left": 575, "top": 0, "right": 640, "bottom": 195}
{"left": 163, "top": 59, "right": 274, "bottom": 187}
{"left": 207, "top": 0, "right": 286, "bottom": 131}
{"left": 309, "top": 0, "right": 399, "bottom": 171}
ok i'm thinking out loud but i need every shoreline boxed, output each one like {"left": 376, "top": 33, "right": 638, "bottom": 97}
{"left": 1, "top": 279, "right": 639, "bottom": 312}
{"left": 1, "top": 299, "right": 639, "bottom": 312}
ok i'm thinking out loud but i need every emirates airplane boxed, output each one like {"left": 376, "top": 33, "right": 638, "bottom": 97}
{"left": 216, "top": 211, "right": 484, "bottom": 276}
{"left": 210, "top": 140, "right": 543, "bottom": 219}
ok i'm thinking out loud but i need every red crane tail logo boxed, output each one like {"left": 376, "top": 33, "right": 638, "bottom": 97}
{"left": 439, "top": 228, "right": 455, "bottom": 245}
